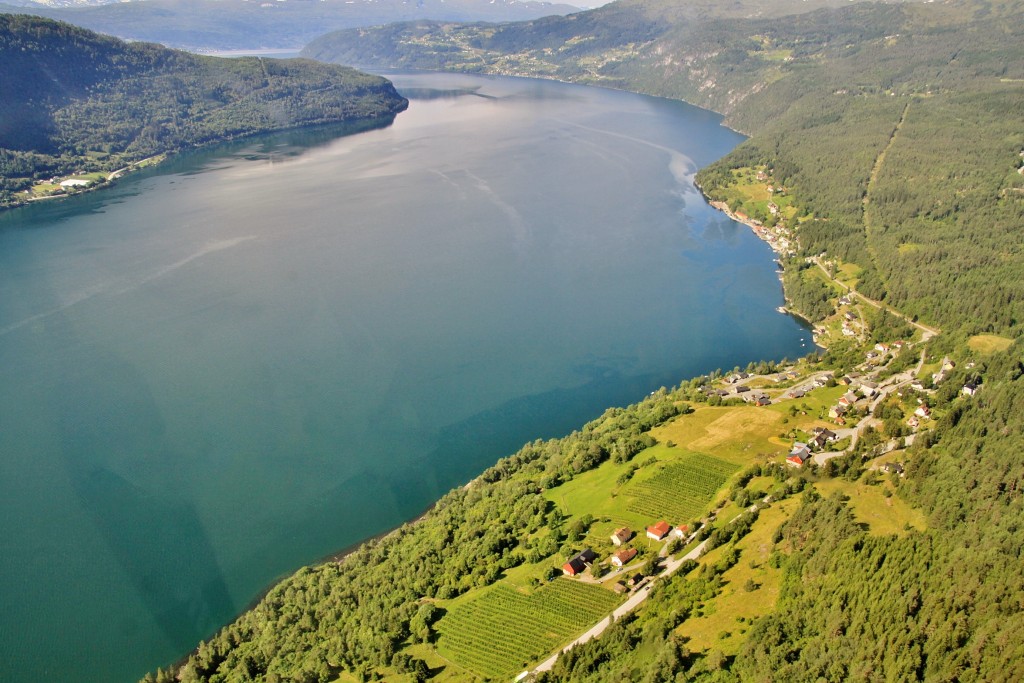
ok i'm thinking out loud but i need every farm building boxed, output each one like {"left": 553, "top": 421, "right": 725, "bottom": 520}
{"left": 787, "top": 442, "right": 811, "bottom": 467}
{"left": 646, "top": 521, "right": 671, "bottom": 541}
{"left": 562, "top": 549, "right": 597, "bottom": 576}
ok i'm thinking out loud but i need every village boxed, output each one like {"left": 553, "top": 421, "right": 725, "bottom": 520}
{"left": 333, "top": 162, "right": 999, "bottom": 682}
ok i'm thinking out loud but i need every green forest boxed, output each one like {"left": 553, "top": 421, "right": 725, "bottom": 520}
{"left": 23, "top": 0, "right": 1007, "bottom": 680}
{"left": 0, "top": 15, "right": 409, "bottom": 207}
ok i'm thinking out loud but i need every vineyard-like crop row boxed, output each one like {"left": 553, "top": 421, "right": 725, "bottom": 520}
{"left": 626, "top": 452, "right": 739, "bottom": 523}
{"left": 436, "top": 579, "right": 621, "bottom": 679}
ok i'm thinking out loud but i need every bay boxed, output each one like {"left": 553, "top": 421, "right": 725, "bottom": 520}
{"left": 0, "top": 72, "right": 810, "bottom": 682}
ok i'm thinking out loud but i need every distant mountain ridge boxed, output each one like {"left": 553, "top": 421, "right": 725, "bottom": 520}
{"left": 0, "top": 0, "right": 582, "bottom": 49}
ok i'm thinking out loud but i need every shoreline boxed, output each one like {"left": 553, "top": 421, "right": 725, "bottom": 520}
{"left": 142, "top": 73, "right": 816, "bottom": 681}
{"left": 694, "top": 183, "right": 822, "bottom": 342}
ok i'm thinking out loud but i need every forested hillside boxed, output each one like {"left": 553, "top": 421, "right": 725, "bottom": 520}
{"left": 140, "top": 0, "right": 1024, "bottom": 680}
{"left": 304, "top": 0, "right": 1024, "bottom": 335}
{"left": 0, "top": 15, "right": 408, "bottom": 206}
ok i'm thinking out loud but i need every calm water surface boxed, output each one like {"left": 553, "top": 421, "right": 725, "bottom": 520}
{"left": 0, "top": 73, "right": 811, "bottom": 681}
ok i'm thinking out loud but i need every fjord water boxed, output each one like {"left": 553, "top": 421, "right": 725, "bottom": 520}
{"left": 0, "top": 73, "right": 810, "bottom": 682}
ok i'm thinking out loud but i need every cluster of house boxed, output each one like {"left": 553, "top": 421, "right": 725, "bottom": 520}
{"left": 703, "top": 383, "right": 770, "bottom": 405}
{"left": 562, "top": 521, "right": 691, "bottom": 577}
{"left": 643, "top": 520, "right": 688, "bottom": 543}
{"left": 787, "top": 427, "right": 840, "bottom": 466}
{"left": 841, "top": 309, "right": 861, "bottom": 337}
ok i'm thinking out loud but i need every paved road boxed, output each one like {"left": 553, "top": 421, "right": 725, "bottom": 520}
{"left": 810, "top": 256, "right": 939, "bottom": 341}
{"left": 528, "top": 538, "right": 709, "bottom": 677}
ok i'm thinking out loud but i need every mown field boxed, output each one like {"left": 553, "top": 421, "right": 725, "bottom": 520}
{"left": 434, "top": 579, "right": 621, "bottom": 679}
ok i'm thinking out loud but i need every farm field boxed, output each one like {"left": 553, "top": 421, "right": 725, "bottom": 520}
{"left": 651, "top": 405, "right": 788, "bottom": 464}
{"left": 435, "top": 579, "right": 621, "bottom": 679}
{"left": 625, "top": 452, "right": 740, "bottom": 525}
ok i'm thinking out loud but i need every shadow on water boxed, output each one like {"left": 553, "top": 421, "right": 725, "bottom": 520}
{"left": 43, "top": 308, "right": 236, "bottom": 660}
{"left": 396, "top": 86, "right": 498, "bottom": 101}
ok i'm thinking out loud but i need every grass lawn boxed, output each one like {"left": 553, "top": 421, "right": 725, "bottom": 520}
{"left": 968, "top": 334, "right": 1014, "bottom": 356}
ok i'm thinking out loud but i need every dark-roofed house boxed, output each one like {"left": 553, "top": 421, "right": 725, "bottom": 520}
{"left": 611, "top": 548, "right": 638, "bottom": 567}
{"left": 562, "top": 548, "right": 597, "bottom": 576}
{"left": 646, "top": 521, "right": 671, "bottom": 541}
{"left": 810, "top": 428, "right": 838, "bottom": 451}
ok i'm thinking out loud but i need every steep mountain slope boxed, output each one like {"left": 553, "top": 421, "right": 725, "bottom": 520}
{"left": 0, "top": 14, "right": 408, "bottom": 205}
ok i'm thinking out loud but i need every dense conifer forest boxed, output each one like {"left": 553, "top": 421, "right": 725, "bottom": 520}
{"left": 0, "top": 15, "right": 408, "bottom": 206}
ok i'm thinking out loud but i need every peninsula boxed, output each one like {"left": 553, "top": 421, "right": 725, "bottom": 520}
{"left": 0, "top": 15, "right": 409, "bottom": 209}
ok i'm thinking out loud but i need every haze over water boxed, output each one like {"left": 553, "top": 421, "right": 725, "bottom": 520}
{"left": 0, "top": 72, "right": 810, "bottom": 682}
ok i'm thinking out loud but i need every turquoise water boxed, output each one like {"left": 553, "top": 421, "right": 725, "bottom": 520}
{"left": 0, "top": 73, "right": 810, "bottom": 682}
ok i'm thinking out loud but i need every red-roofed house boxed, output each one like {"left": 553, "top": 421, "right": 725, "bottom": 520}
{"left": 562, "top": 548, "right": 597, "bottom": 576}
{"left": 646, "top": 521, "right": 671, "bottom": 541}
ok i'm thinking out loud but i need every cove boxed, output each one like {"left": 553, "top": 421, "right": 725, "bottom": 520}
{"left": 0, "top": 72, "right": 811, "bottom": 682}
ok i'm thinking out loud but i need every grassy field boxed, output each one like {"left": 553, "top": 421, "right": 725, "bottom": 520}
{"left": 815, "top": 476, "right": 927, "bottom": 536}
{"left": 833, "top": 261, "right": 863, "bottom": 289}
{"left": 968, "top": 334, "right": 1014, "bottom": 356}
{"left": 675, "top": 497, "right": 799, "bottom": 655}
{"left": 435, "top": 579, "right": 621, "bottom": 679}
{"left": 651, "top": 405, "right": 787, "bottom": 465}
{"left": 714, "top": 167, "right": 800, "bottom": 224}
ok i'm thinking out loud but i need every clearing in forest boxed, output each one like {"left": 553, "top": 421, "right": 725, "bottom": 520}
{"left": 968, "top": 334, "right": 1014, "bottom": 356}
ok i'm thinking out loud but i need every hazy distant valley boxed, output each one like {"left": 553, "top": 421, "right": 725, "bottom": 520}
{"left": 0, "top": 0, "right": 581, "bottom": 49}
